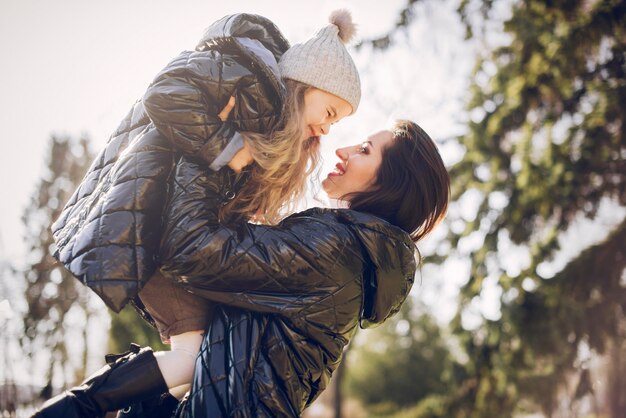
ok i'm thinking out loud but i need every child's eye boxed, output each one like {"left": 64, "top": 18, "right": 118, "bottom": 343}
{"left": 327, "top": 110, "right": 332, "bottom": 118}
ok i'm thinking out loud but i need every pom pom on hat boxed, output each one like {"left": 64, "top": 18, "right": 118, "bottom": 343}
{"left": 329, "top": 9, "right": 357, "bottom": 44}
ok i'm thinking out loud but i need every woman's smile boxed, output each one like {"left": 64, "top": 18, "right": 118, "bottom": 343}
{"left": 328, "top": 162, "right": 346, "bottom": 177}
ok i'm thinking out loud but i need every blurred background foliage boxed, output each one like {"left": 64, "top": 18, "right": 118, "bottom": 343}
{"left": 345, "top": 0, "right": 625, "bottom": 417}
{"left": 19, "top": 135, "right": 96, "bottom": 389}
{"left": 3, "top": 0, "right": 625, "bottom": 417}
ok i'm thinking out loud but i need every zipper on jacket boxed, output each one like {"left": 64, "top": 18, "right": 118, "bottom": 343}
{"left": 221, "top": 166, "right": 250, "bottom": 205}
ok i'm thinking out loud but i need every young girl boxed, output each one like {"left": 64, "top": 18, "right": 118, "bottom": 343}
{"left": 39, "top": 10, "right": 360, "bottom": 418}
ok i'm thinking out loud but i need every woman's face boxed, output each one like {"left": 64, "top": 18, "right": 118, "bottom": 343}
{"left": 322, "top": 130, "right": 395, "bottom": 199}
{"left": 303, "top": 88, "right": 352, "bottom": 140}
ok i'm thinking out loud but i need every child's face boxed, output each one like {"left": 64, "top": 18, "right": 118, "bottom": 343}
{"left": 302, "top": 88, "right": 352, "bottom": 140}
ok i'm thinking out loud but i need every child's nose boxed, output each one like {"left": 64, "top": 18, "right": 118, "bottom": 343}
{"left": 320, "top": 123, "right": 331, "bottom": 135}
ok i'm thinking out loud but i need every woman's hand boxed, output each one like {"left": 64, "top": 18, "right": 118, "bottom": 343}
{"left": 218, "top": 96, "right": 236, "bottom": 122}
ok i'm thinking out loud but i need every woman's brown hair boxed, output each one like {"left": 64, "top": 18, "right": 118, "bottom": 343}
{"left": 347, "top": 120, "right": 450, "bottom": 242}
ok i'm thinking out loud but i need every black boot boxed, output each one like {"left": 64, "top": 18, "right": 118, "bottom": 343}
{"left": 116, "top": 393, "right": 179, "bottom": 418}
{"left": 31, "top": 344, "right": 168, "bottom": 418}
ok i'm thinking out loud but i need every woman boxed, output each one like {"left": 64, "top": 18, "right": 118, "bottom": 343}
{"left": 152, "top": 119, "right": 450, "bottom": 417}
{"left": 36, "top": 10, "right": 361, "bottom": 418}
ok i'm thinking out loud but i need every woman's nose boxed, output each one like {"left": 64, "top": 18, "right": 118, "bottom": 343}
{"left": 335, "top": 147, "right": 348, "bottom": 160}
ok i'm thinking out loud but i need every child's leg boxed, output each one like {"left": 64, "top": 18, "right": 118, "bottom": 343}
{"left": 138, "top": 272, "right": 212, "bottom": 399}
{"left": 154, "top": 330, "right": 203, "bottom": 395}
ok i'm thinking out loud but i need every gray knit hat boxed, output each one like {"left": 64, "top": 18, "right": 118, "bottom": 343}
{"left": 278, "top": 9, "right": 361, "bottom": 113}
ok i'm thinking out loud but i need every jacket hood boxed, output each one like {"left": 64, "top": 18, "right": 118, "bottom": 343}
{"left": 195, "top": 13, "right": 290, "bottom": 114}
{"left": 197, "top": 13, "right": 290, "bottom": 60}
{"left": 196, "top": 13, "right": 289, "bottom": 70}
{"left": 335, "top": 210, "right": 417, "bottom": 329}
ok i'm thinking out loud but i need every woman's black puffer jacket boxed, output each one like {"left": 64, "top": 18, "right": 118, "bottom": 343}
{"left": 51, "top": 14, "right": 289, "bottom": 312}
{"left": 157, "top": 159, "right": 418, "bottom": 417}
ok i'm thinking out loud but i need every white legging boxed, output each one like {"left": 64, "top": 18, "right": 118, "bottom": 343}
{"left": 153, "top": 330, "right": 203, "bottom": 399}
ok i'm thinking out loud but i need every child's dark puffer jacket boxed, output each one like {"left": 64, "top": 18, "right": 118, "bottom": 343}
{"left": 51, "top": 14, "right": 289, "bottom": 312}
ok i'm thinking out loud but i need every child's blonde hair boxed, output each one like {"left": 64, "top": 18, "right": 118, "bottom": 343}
{"left": 221, "top": 79, "right": 321, "bottom": 224}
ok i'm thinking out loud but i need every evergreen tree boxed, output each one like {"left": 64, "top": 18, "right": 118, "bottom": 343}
{"left": 447, "top": 1, "right": 625, "bottom": 416}
{"left": 357, "top": 0, "right": 626, "bottom": 416}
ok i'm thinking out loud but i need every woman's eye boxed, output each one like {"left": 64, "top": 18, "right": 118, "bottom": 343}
{"left": 359, "top": 144, "right": 369, "bottom": 154}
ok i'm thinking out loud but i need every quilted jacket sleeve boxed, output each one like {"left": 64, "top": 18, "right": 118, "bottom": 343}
{"left": 142, "top": 48, "right": 280, "bottom": 166}
{"left": 159, "top": 163, "right": 359, "bottom": 296}
{"left": 160, "top": 213, "right": 352, "bottom": 295}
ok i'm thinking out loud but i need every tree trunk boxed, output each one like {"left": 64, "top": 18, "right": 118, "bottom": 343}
{"left": 333, "top": 343, "right": 353, "bottom": 418}
{"left": 608, "top": 324, "right": 626, "bottom": 418}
